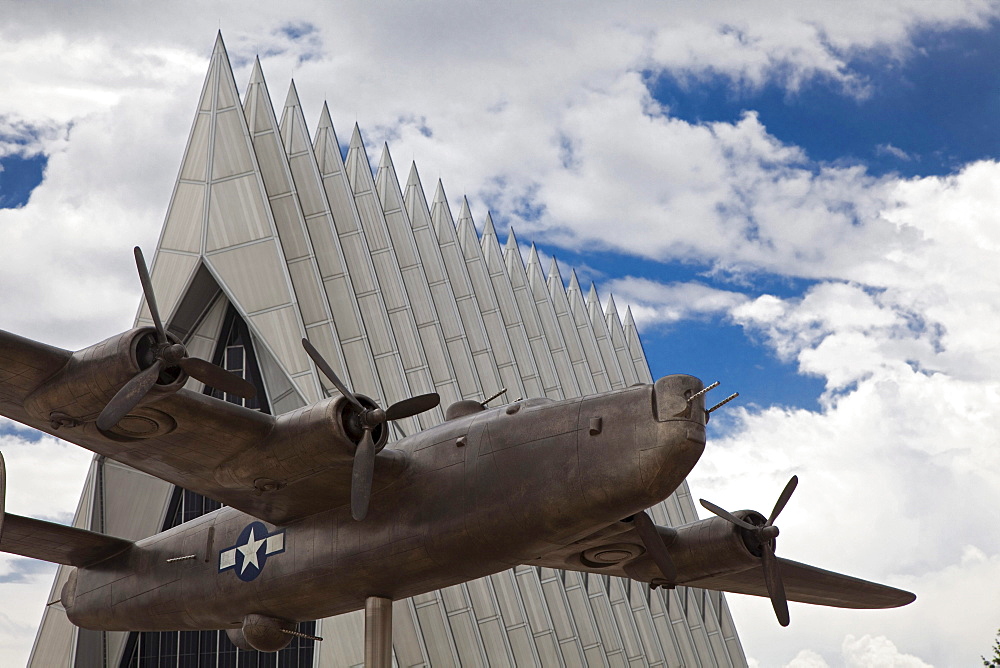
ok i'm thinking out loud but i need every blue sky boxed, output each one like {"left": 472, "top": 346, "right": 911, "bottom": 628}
{"left": 2, "top": 4, "right": 1000, "bottom": 667}
{"left": 651, "top": 23, "right": 1000, "bottom": 178}
{"left": 520, "top": 20, "right": 1000, "bottom": 423}
{"left": 0, "top": 153, "right": 45, "bottom": 208}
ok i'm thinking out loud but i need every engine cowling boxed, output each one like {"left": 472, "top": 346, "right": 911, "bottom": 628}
{"left": 213, "top": 393, "right": 389, "bottom": 493}
{"left": 615, "top": 511, "right": 767, "bottom": 585}
{"left": 23, "top": 327, "right": 187, "bottom": 431}
{"left": 666, "top": 511, "right": 767, "bottom": 583}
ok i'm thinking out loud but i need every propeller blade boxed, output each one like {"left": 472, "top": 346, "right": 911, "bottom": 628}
{"left": 633, "top": 510, "right": 676, "bottom": 583}
{"left": 351, "top": 430, "right": 376, "bottom": 521}
{"left": 699, "top": 498, "right": 760, "bottom": 532}
{"left": 767, "top": 475, "right": 798, "bottom": 526}
{"left": 385, "top": 393, "right": 440, "bottom": 421}
{"left": 761, "top": 540, "right": 790, "bottom": 626}
{"left": 179, "top": 356, "right": 256, "bottom": 399}
{"left": 134, "top": 247, "right": 166, "bottom": 344}
{"left": 302, "top": 338, "right": 364, "bottom": 412}
{"left": 97, "top": 360, "right": 164, "bottom": 431}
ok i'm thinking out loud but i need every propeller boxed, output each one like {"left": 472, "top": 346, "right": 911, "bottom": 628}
{"left": 699, "top": 475, "right": 798, "bottom": 626}
{"left": 302, "top": 337, "right": 440, "bottom": 521}
{"left": 632, "top": 510, "right": 677, "bottom": 585}
{"left": 96, "top": 248, "right": 256, "bottom": 432}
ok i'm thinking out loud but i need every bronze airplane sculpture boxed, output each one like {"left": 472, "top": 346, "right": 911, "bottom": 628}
{"left": 0, "top": 248, "right": 914, "bottom": 664}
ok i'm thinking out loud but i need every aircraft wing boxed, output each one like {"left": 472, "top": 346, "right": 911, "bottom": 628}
{"left": 532, "top": 517, "right": 914, "bottom": 611}
{"left": 684, "top": 558, "right": 916, "bottom": 609}
{"left": 0, "top": 330, "right": 72, "bottom": 406}
{"left": 0, "top": 329, "right": 374, "bottom": 525}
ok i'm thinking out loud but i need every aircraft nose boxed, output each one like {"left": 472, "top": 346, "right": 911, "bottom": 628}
{"left": 635, "top": 374, "right": 709, "bottom": 503}
{"left": 653, "top": 374, "right": 707, "bottom": 425}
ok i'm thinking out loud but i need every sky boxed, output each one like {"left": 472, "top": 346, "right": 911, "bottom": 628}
{"left": 2, "top": 1, "right": 1000, "bottom": 665}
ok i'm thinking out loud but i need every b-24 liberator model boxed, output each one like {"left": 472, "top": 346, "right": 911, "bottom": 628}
{"left": 0, "top": 248, "right": 914, "bottom": 663}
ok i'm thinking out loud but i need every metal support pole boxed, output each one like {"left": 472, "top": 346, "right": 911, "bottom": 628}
{"left": 364, "top": 596, "right": 392, "bottom": 668}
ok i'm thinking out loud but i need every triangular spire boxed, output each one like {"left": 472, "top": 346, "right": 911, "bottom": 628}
{"left": 249, "top": 56, "right": 264, "bottom": 83}
{"left": 624, "top": 305, "right": 653, "bottom": 383}
{"left": 374, "top": 143, "right": 398, "bottom": 208}
{"left": 144, "top": 33, "right": 317, "bottom": 407}
{"left": 587, "top": 283, "right": 602, "bottom": 317}
{"left": 513, "top": 240, "right": 580, "bottom": 399}
{"left": 372, "top": 145, "right": 463, "bottom": 406}
{"left": 586, "top": 283, "right": 626, "bottom": 389}
{"left": 606, "top": 294, "right": 620, "bottom": 325}
{"left": 450, "top": 193, "right": 536, "bottom": 396}
{"left": 240, "top": 54, "right": 345, "bottom": 403}
{"left": 481, "top": 212, "right": 498, "bottom": 245}
{"left": 604, "top": 293, "right": 639, "bottom": 386}
{"left": 504, "top": 226, "right": 522, "bottom": 268}
{"left": 403, "top": 161, "right": 429, "bottom": 224}
{"left": 279, "top": 89, "right": 384, "bottom": 405}
{"left": 312, "top": 103, "right": 343, "bottom": 179}
{"left": 547, "top": 256, "right": 564, "bottom": 294}
{"left": 343, "top": 123, "right": 441, "bottom": 416}
{"left": 345, "top": 123, "right": 373, "bottom": 192}
{"left": 429, "top": 177, "right": 521, "bottom": 397}
{"left": 568, "top": 269, "right": 583, "bottom": 298}
{"left": 400, "top": 160, "right": 493, "bottom": 400}
{"left": 455, "top": 196, "right": 478, "bottom": 255}
{"left": 279, "top": 82, "right": 315, "bottom": 156}
{"left": 563, "top": 269, "right": 613, "bottom": 391}
{"left": 526, "top": 243, "right": 543, "bottom": 275}
{"left": 431, "top": 179, "right": 453, "bottom": 237}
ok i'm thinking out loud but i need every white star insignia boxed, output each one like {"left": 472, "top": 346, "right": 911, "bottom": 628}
{"left": 237, "top": 526, "right": 266, "bottom": 574}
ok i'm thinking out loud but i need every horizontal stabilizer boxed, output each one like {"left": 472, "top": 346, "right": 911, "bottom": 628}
{"left": 688, "top": 557, "right": 915, "bottom": 609}
{"left": 0, "top": 513, "right": 132, "bottom": 567}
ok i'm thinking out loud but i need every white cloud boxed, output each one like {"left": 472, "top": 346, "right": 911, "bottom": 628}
{"left": 842, "top": 634, "right": 933, "bottom": 667}
{"left": 690, "top": 161, "right": 1000, "bottom": 666}
{"left": 605, "top": 276, "right": 749, "bottom": 328}
{"left": 785, "top": 649, "right": 831, "bottom": 668}
{"left": 2, "top": 2, "right": 1000, "bottom": 666}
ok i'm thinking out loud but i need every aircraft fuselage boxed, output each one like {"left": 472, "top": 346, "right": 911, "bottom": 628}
{"left": 63, "top": 375, "right": 707, "bottom": 631}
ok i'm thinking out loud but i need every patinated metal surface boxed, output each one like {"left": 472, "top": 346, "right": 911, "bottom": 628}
{"left": 0, "top": 325, "right": 915, "bottom": 650}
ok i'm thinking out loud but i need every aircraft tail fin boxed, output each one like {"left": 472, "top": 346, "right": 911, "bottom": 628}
{"left": 0, "top": 513, "right": 133, "bottom": 567}
{"left": 0, "top": 451, "right": 132, "bottom": 567}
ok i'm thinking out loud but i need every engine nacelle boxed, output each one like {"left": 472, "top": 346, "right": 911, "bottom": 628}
{"left": 23, "top": 328, "right": 187, "bottom": 431}
{"left": 226, "top": 614, "right": 294, "bottom": 652}
{"left": 213, "top": 393, "right": 388, "bottom": 492}
{"left": 666, "top": 511, "right": 767, "bottom": 583}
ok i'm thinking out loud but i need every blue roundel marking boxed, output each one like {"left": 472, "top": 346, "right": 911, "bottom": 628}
{"left": 219, "top": 521, "right": 286, "bottom": 582}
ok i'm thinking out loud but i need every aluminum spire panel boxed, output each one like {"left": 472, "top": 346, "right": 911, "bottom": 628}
{"left": 605, "top": 294, "right": 640, "bottom": 386}
{"left": 586, "top": 284, "right": 627, "bottom": 390}
{"left": 457, "top": 202, "right": 544, "bottom": 399}
{"left": 543, "top": 255, "right": 599, "bottom": 395}
{"left": 566, "top": 270, "right": 615, "bottom": 392}
{"left": 516, "top": 241, "right": 582, "bottom": 399}
{"left": 277, "top": 91, "right": 384, "bottom": 408}
{"left": 623, "top": 306, "right": 653, "bottom": 384}
{"left": 404, "top": 172, "right": 500, "bottom": 398}
{"left": 438, "top": 191, "right": 526, "bottom": 399}
{"left": 481, "top": 217, "right": 564, "bottom": 400}
{"left": 242, "top": 59, "right": 343, "bottom": 404}
{"left": 140, "top": 34, "right": 316, "bottom": 405}
{"left": 344, "top": 126, "right": 443, "bottom": 426}
{"left": 311, "top": 104, "right": 417, "bottom": 429}
{"left": 374, "top": 145, "right": 466, "bottom": 406}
